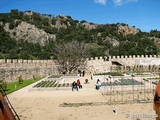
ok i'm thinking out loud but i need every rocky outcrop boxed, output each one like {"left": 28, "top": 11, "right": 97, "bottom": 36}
{"left": 80, "top": 22, "right": 99, "bottom": 30}
{"left": 54, "top": 20, "right": 68, "bottom": 30}
{"left": 4, "top": 21, "right": 56, "bottom": 46}
{"left": 105, "top": 36, "right": 119, "bottom": 46}
{"left": 54, "top": 14, "right": 71, "bottom": 29}
{"left": 118, "top": 25, "right": 139, "bottom": 36}
{"left": 152, "top": 37, "right": 160, "bottom": 49}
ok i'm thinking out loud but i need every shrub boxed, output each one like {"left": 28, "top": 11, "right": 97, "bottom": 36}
{"left": 17, "top": 75, "right": 23, "bottom": 84}
{"left": 0, "top": 80, "right": 7, "bottom": 91}
{"left": 33, "top": 75, "right": 36, "bottom": 81}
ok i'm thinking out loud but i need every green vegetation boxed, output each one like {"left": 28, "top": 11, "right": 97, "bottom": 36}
{"left": 146, "top": 77, "right": 159, "bottom": 80}
{"left": 4, "top": 77, "right": 43, "bottom": 94}
{"left": 94, "top": 72, "right": 124, "bottom": 76}
{"left": 48, "top": 75, "right": 62, "bottom": 78}
{"left": 33, "top": 80, "right": 71, "bottom": 88}
{"left": 102, "top": 79, "right": 144, "bottom": 86}
{"left": 0, "top": 9, "right": 159, "bottom": 60}
{"left": 0, "top": 80, "right": 7, "bottom": 91}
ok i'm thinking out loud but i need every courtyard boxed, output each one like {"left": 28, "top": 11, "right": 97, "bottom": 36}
{"left": 7, "top": 73, "right": 157, "bottom": 120}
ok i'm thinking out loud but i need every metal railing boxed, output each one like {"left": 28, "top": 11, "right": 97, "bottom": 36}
{"left": 0, "top": 86, "right": 20, "bottom": 120}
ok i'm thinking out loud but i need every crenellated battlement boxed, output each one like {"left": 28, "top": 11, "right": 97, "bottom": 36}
{"left": 87, "top": 54, "right": 159, "bottom": 61}
{"left": 0, "top": 59, "right": 54, "bottom": 64}
{"left": 0, "top": 59, "right": 58, "bottom": 83}
{"left": 1, "top": 54, "right": 160, "bottom": 83}
{"left": 0, "top": 54, "right": 159, "bottom": 64}
{"left": 111, "top": 54, "right": 158, "bottom": 59}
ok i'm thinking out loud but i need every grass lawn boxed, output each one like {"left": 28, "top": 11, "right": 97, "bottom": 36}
{"left": 4, "top": 77, "right": 44, "bottom": 94}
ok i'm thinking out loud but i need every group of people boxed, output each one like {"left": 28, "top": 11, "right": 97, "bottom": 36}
{"left": 72, "top": 79, "right": 82, "bottom": 91}
{"left": 78, "top": 70, "right": 85, "bottom": 77}
{"left": 72, "top": 78, "right": 102, "bottom": 91}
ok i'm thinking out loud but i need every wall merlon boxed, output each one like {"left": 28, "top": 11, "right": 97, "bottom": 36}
{"left": 27, "top": 60, "right": 33, "bottom": 63}
{"left": 153, "top": 55, "right": 157, "bottom": 58}
{"left": 18, "top": 59, "right": 23, "bottom": 63}
{"left": 6, "top": 59, "right": 12, "bottom": 63}
{"left": 33, "top": 60, "right": 39, "bottom": 63}
{"left": 0, "top": 59, "right": 5, "bottom": 63}
{"left": 90, "top": 57, "right": 94, "bottom": 60}
{"left": 23, "top": 60, "right": 28, "bottom": 63}
{"left": 95, "top": 57, "right": 98, "bottom": 60}
{"left": 99, "top": 56, "right": 103, "bottom": 60}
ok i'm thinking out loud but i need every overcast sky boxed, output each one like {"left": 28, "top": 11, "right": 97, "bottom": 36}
{"left": 0, "top": 0, "right": 160, "bottom": 32}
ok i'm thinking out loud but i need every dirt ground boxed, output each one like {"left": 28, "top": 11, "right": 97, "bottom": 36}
{"left": 7, "top": 75, "right": 157, "bottom": 120}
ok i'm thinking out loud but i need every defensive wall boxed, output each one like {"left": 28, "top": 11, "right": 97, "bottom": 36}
{"left": 0, "top": 59, "right": 59, "bottom": 82}
{"left": 1, "top": 55, "right": 160, "bottom": 82}
{"left": 86, "top": 55, "right": 160, "bottom": 74}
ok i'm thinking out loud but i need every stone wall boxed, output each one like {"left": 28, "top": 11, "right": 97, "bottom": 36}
{"left": 86, "top": 55, "right": 160, "bottom": 73}
{"left": 1, "top": 54, "right": 160, "bottom": 83}
{"left": 111, "top": 55, "right": 158, "bottom": 66}
{"left": 86, "top": 56, "right": 112, "bottom": 74}
{"left": 0, "top": 59, "right": 58, "bottom": 82}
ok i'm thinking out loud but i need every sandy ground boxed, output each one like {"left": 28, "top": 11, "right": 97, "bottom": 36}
{"left": 7, "top": 75, "right": 157, "bottom": 120}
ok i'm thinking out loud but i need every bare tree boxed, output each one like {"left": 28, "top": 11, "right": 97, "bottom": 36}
{"left": 54, "top": 40, "right": 88, "bottom": 74}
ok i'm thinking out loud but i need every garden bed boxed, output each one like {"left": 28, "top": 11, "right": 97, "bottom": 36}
{"left": 102, "top": 79, "right": 144, "bottom": 86}
{"left": 30, "top": 80, "right": 72, "bottom": 91}
{"left": 94, "top": 72, "right": 124, "bottom": 76}
{"left": 33, "top": 80, "right": 72, "bottom": 88}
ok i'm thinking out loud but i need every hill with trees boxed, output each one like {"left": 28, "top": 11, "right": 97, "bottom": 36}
{"left": 0, "top": 9, "right": 160, "bottom": 60}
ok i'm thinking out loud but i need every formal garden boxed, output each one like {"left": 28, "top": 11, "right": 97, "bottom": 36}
{"left": 33, "top": 80, "right": 72, "bottom": 88}
{"left": 99, "top": 72, "right": 158, "bottom": 104}
{"left": 0, "top": 71, "right": 159, "bottom": 104}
